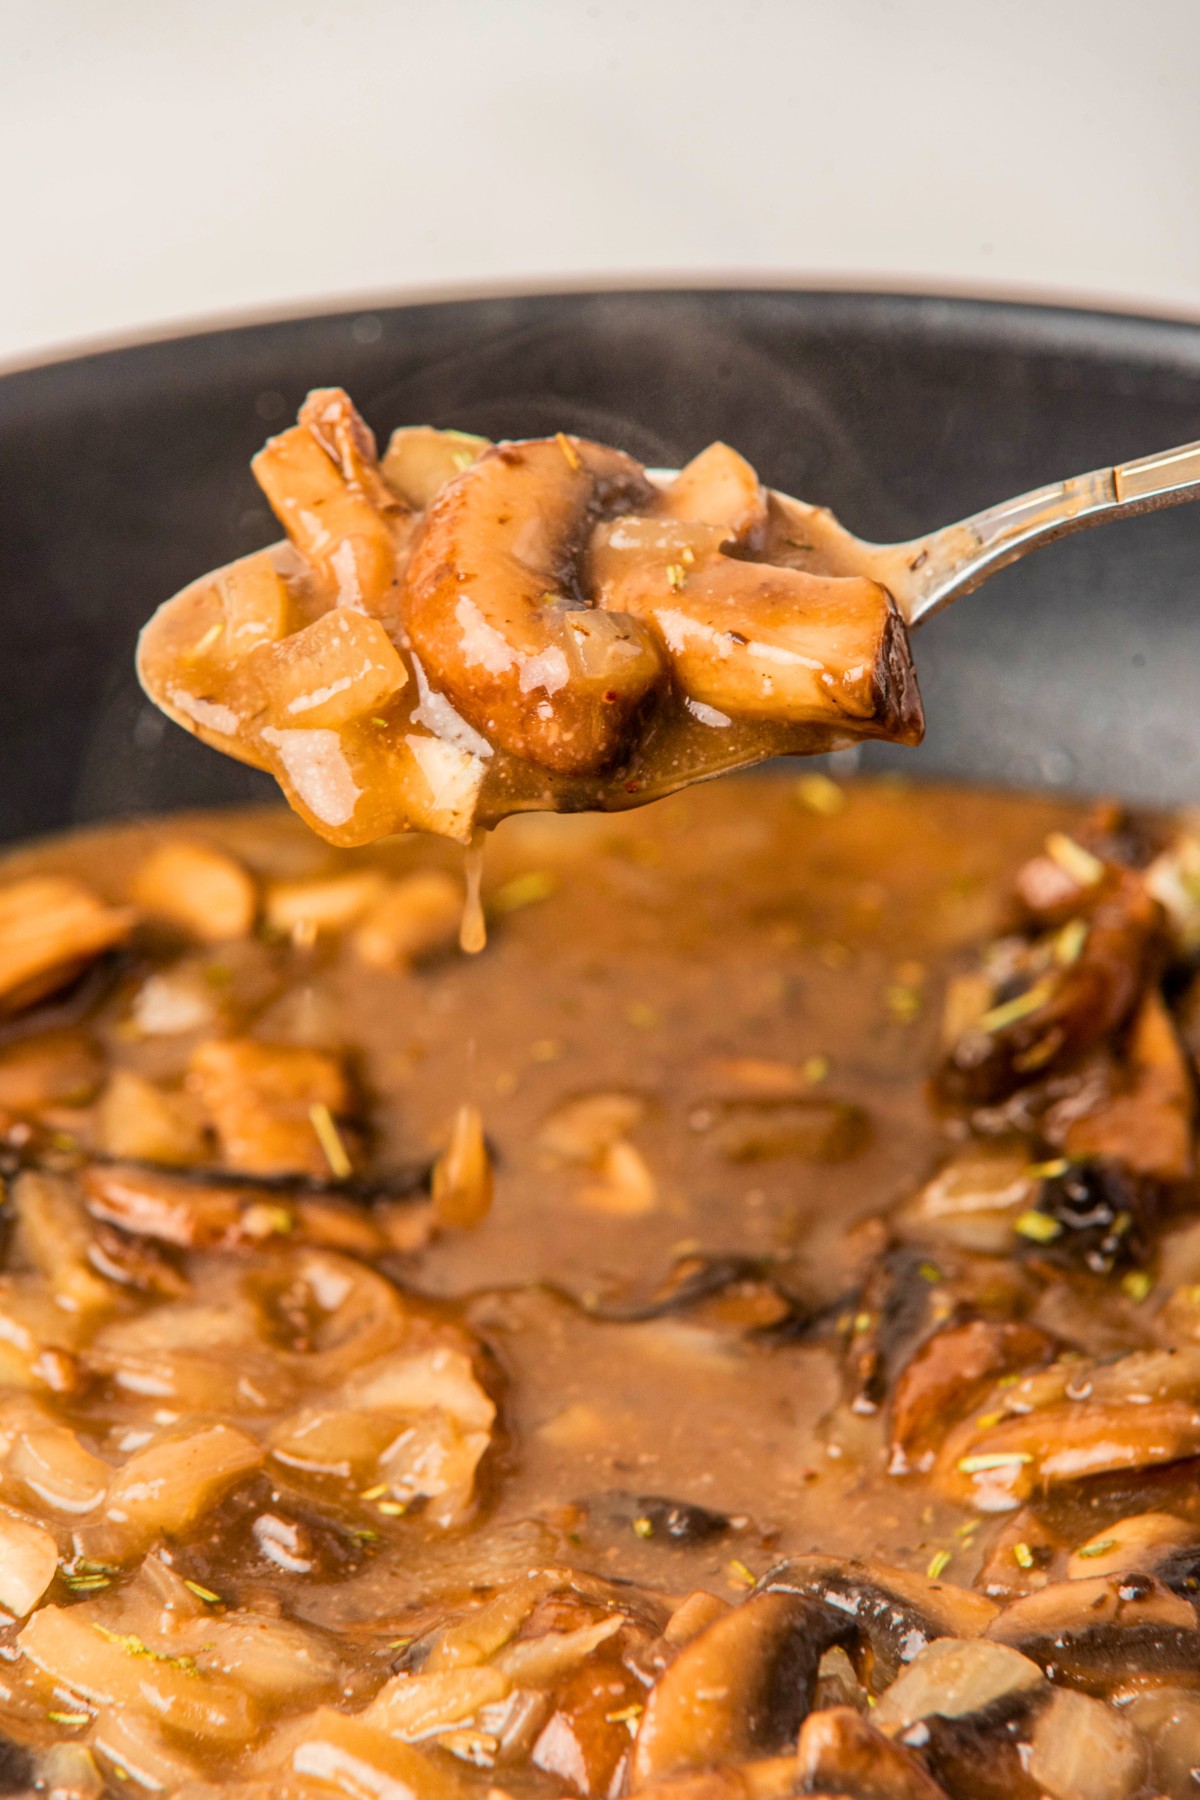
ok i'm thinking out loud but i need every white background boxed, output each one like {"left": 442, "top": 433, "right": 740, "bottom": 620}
{"left": 5, "top": 0, "right": 1200, "bottom": 367}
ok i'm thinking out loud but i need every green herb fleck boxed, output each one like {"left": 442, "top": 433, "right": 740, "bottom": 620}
{"left": 958, "top": 1451, "right": 1034, "bottom": 1475}
{"left": 493, "top": 871, "right": 557, "bottom": 914}
{"left": 1012, "top": 1542, "right": 1035, "bottom": 1569}
{"left": 1044, "top": 832, "right": 1104, "bottom": 887}
{"left": 183, "top": 1580, "right": 222, "bottom": 1605}
{"left": 1076, "top": 1537, "right": 1118, "bottom": 1559}
{"left": 926, "top": 1549, "right": 952, "bottom": 1580}
{"left": 1014, "top": 1210, "right": 1062, "bottom": 1244}
{"left": 1121, "top": 1270, "right": 1153, "bottom": 1303}
{"left": 632, "top": 1516, "right": 655, "bottom": 1539}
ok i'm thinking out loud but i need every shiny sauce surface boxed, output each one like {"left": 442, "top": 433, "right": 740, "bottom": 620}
{"left": 0, "top": 776, "right": 1196, "bottom": 1797}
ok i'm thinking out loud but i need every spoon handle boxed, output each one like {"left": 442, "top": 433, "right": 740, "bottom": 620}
{"left": 894, "top": 438, "right": 1200, "bottom": 626}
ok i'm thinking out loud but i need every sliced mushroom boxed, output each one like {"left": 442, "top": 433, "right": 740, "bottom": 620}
{"left": 1061, "top": 990, "right": 1194, "bottom": 1180}
{"left": 937, "top": 1345, "right": 1200, "bottom": 1510}
{"left": 651, "top": 442, "right": 769, "bottom": 549}
{"left": 937, "top": 871, "right": 1161, "bottom": 1106}
{"left": 1065, "top": 1511, "right": 1199, "bottom": 1583}
{"left": 404, "top": 436, "right": 666, "bottom": 774}
{"left": 986, "top": 1572, "right": 1200, "bottom": 1691}
{"left": 889, "top": 1320, "right": 1055, "bottom": 1475}
{"left": 381, "top": 424, "right": 492, "bottom": 509}
{"left": 186, "top": 1036, "right": 357, "bottom": 1179}
{"left": 1026, "top": 1686, "right": 1146, "bottom": 1800}
{"left": 0, "top": 875, "right": 133, "bottom": 1016}
{"left": 631, "top": 1590, "right": 846, "bottom": 1786}
{"left": 871, "top": 1638, "right": 1048, "bottom": 1800}
{"left": 758, "top": 1558, "right": 997, "bottom": 1691}
{"left": 797, "top": 1705, "right": 950, "bottom": 1799}
{"left": 252, "top": 388, "right": 408, "bottom": 619}
{"left": 596, "top": 546, "right": 922, "bottom": 746}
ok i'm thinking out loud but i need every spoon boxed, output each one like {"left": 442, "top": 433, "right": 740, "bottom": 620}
{"left": 695, "top": 435, "right": 1200, "bottom": 628}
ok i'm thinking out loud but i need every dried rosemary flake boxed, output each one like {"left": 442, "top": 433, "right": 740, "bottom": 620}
{"left": 377, "top": 1500, "right": 408, "bottom": 1517}
{"left": 360, "top": 1484, "right": 389, "bottom": 1502}
{"left": 1012, "top": 1542, "right": 1035, "bottom": 1569}
{"left": 632, "top": 1516, "right": 655, "bottom": 1539}
{"left": 885, "top": 984, "right": 922, "bottom": 1022}
{"left": 1076, "top": 1537, "right": 1118, "bottom": 1559}
{"left": 726, "top": 1558, "right": 757, "bottom": 1589}
{"left": 918, "top": 1262, "right": 943, "bottom": 1284}
{"left": 1121, "top": 1270, "right": 1153, "bottom": 1303}
{"left": 1054, "top": 918, "right": 1089, "bottom": 967}
{"left": 667, "top": 562, "right": 688, "bottom": 591}
{"left": 1045, "top": 831, "right": 1104, "bottom": 887}
{"left": 493, "top": 871, "right": 557, "bottom": 914}
{"left": 387, "top": 1637, "right": 413, "bottom": 1651}
{"left": 309, "top": 1101, "right": 352, "bottom": 1180}
{"left": 926, "top": 1549, "right": 952, "bottom": 1580}
{"left": 852, "top": 1312, "right": 873, "bottom": 1335}
{"left": 47, "top": 1711, "right": 89, "bottom": 1726}
{"left": 187, "top": 621, "right": 225, "bottom": 659}
{"left": 555, "top": 432, "right": 582, "bottom": 472}
{"left": 958, "top": 1451, "right": 1033, "bottom": 1474}
{"left": 980, "top": 977, "right": 1057, "bottom": 1034}
{"left": 93, "top": 1625, "right": 198, "bottom": 1672}
{"left": 606, "top": 1704, "right": 644, "bottom": 1725}
{"left": 1014, "top": 1210, "right": 1062, "bottom": 1244}
{"left": 955, "top": 1518, "right": 981, "bottom": 1539}
{"left": 183, "top": 1580, "right": 223, "bottom": 1604}
{"left": 1027, "top": 1158, "right": 1069, "bottom": 1180}
{"left": 795, "top": 773, "right": 845, "bottom": 816}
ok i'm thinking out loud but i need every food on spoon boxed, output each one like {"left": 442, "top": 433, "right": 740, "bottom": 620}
{"left": 138, "top": 390, "right": 924, "bottom": 845}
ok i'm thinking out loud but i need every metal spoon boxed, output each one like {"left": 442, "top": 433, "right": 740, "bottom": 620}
{"left": 652, "top": 436, "right": 1200, "bottom": 625}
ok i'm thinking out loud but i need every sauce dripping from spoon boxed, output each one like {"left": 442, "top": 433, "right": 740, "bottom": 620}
{"left": 460, "top": 830, "right": 488, "bottom": 955}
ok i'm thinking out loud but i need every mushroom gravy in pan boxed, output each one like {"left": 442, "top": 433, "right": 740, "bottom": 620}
{"left": 0, "top": 777, "right": 1198, "bottom": 1796}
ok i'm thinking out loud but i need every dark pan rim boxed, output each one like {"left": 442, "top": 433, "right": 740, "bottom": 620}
{"left": 5, "top": 277, "right": 1200, "bottom": 389}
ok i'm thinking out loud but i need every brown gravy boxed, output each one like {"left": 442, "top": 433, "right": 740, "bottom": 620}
{"left": 0, "top": 775, "right": 1196, "bottom": 1794}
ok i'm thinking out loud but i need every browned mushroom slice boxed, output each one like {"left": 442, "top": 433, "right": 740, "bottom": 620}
{"left": 937, "top": 871, "right": 1161, "bottom": 1106}
{"left": 381, "top": 425, "right": 492, "bottom": 509}
{"left": 937, "top": 1346, "right": 1200, "bottom": 1510}
{"left": 651, "top": 443, "right": 769, "bottom": 550}
{"left": 798, "top": 1706, "right": 951, "bottom": 1800}
{"left": 596, "top": 550, "right": 922, "bottom": 746}
{"left": 186, "top": 1037, "right": 357, "bottom": 1179}
{"left": 0, "top": 876, "right": 133, "bottom": 1016}
{"left": 252, "top": 388, "right": 409, "bottom": 620}
{"left": 1061, "top": 989, "right": 1194, "bottom": 1179}
{"left": 757, "top": 1559, "right": 997, "bottom": 1692}
{"left": 888, "top": 1321, "right": 1055, "bottom": 1475}
{"left": 404, "top": 436, "right": 666, "bottom": 774}
{"left": 1065, "top": 1511, "right": 1200, "bottom": 1583}
{"left": 80, "top": 1162, "right": 392, "bottom": 1256}
{"left": 631, "top": 1590, "right": 847, "bottom": 1787}
{"left": 870, "top": 1638, "right": 1050, "bottom": 1800}
{"left": 986, "top": 1572, "right": 1200, "bottom": 1692}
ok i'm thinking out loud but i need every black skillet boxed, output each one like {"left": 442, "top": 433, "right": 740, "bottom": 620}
{"left": 2, "top": 287, "right": 1198, "bottom": 843}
